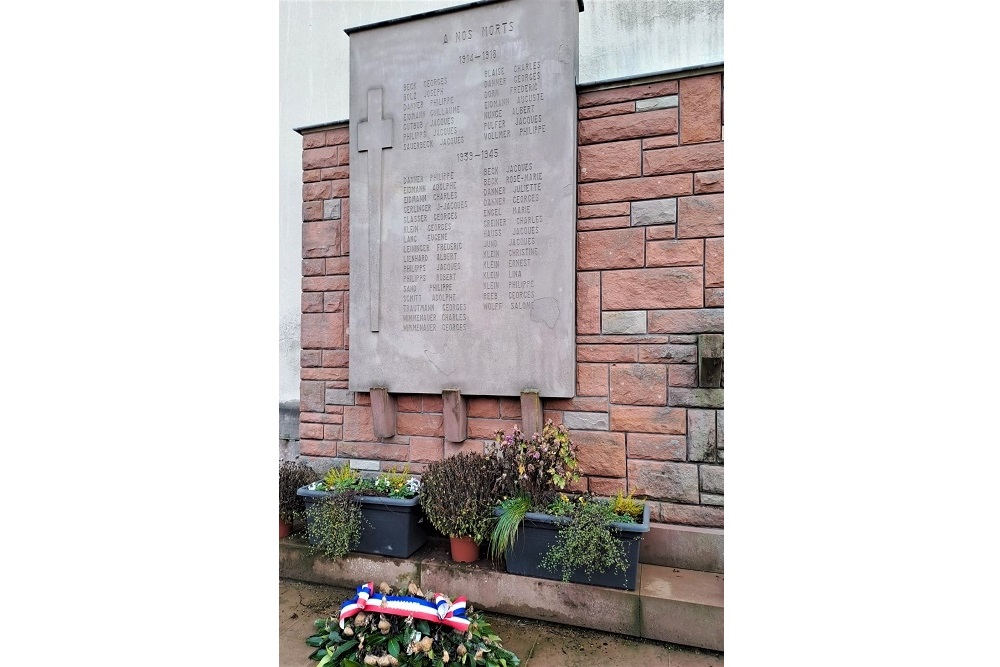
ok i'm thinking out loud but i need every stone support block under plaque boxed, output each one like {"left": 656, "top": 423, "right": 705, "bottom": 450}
{"left": 370, "top": 388, "right": 397, "bottom": 438}
{"left": 442, "top": 389, "right": 467, "bottom": 443}
{"left": 520, "top": 390, "right": 543, "bottom": 436}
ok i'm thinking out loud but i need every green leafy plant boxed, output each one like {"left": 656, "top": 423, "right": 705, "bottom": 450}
{"left": 311, "top": 464, "right": 420, "bottom": 499}
{"left": 280, "top": 460, "right": 317, "bottom": 524}
{"left": 609, "top": 490, "right": 644, "bottom": 521}
{"left": 487, "top": 494, "right": 530, "bottom": 561}
{"left": 306, "top": 582, "right": 520, "bottom": 667}
{"left": 539, "top": 499, "right": 630, "bottom": 583}
{"left": 419, "top": 453, "right": 504, "bottom": 544}
{"left": 306, "top": 490, "right": 364, "bottom": 560}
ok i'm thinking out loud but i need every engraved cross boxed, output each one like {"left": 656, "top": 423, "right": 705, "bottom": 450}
{"left": 358, "top": 87, "right": 393, "bottom": 332}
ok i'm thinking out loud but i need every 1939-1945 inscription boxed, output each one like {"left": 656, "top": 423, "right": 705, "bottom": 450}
{"left": 347, "top": 0, "right": 580, "bottom": 397}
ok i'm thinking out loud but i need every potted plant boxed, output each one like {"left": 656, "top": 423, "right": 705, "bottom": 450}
{"left": 418, "top": 452, "right": 505, "bottom": 563}
{"left": 296, "top": 464, "right": 427, "bottom": 558}
{"left": 488, "top": 421, "right": 650, "bottom": 590}
{"left": 279, "top": 460, "right": 316, "bottom": 538}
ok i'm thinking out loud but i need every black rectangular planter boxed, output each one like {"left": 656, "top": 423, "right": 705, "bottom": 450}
{"left": 296, "top": 485, "right": 427, "bottom": 558}
{"left": 500, "top": 503, "right": 650, "bottom": 590}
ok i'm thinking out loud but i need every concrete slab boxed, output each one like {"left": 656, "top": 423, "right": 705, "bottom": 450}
{"left": 639, "top": 523, "right": 724, "bottom": 573}
{"left": 640, "top": 564, "right": 723, "bottom": 651}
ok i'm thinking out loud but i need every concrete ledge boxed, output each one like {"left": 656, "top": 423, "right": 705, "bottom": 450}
{"left": 640, "top": 523, "right": 724, "bottom": 573}
{"left": 279, "top": 536, "right": 723, "bottom": 651}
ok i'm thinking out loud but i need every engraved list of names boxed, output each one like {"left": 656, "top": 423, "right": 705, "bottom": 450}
{"left": 348, "top": 0, "right": 580, "bottom": 397}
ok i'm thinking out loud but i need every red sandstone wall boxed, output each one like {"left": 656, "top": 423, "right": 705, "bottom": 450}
{"left": 298, "top": 71, "right": 724, "bottom": 528}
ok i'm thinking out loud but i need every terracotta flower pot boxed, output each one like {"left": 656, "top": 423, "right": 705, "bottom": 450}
{"left": 279, "top": 519, "right": 293, "bottom": 539}
{"left": 449, "top": 536, "right": 480, "bottom": 563}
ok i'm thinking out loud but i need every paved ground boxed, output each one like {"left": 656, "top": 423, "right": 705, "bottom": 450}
{"left": 279, "top": 579, "right": 723, "bottom": 667}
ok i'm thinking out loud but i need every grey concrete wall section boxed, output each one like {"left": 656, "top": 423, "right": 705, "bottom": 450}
{"left": 347, "top": 0, "right": 579, "bottom": 397}
{"left": 639, "top": 523, "right": 724, "bottom": 573}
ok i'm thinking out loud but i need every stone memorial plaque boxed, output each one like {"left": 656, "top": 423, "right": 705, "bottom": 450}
{"left": 347, "top": 0, "right": 580, "bottom": 397}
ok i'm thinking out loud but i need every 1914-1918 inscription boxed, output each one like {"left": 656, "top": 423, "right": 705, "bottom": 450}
{"left": 347, "top": 0, "right": 580, "bottom": 397}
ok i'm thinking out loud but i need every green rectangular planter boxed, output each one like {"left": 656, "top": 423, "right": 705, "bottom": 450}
{"left": 297, "top": 485, "right": 427, "bottom": 558}
{"left": 498, "top": 503, "right": 650, "bottom": 590}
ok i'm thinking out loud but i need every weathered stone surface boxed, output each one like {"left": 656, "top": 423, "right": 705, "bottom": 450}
{"left": 642, "top": 135, "right": 679, "bottom": 150}
{"left": 520, "top": 391, "right": 544, "bottom": 435}
{"left": 338, "top": 442, "right": 409, "bottom": 461}
{"left": 570, "top": 430, "right": 626, "bottom": 477}
{"left": 627, "top": 460, "right": 699, "bottom": 502}
{"left": 442, "top": 390, "right": 468, "bottom": 443}
{"left": 645, "top": 239, "right": 703, "bottom": 267}
{"left": 638, "top": 523, "right": 724, "bottom": 573}
{"left": 577, "top": 228, "right": 644, "bottom": 270}
{"left": 668, "top": 364, "right": 697, "bottom": 387}
{"left": 303, "top": 200, "right": 324, "bottom": 222}
{"left": 636, "top": 95, "right": 678, "bottom": 111}
{"left": 717, "top": 410, "right": 724, "bottom": 450}
{"left": 643, "top": 142, "right": 724, "bottom": 176}
{"left": 700, "top": 465, "right": 723, "bottom": 494}
{"left": 577, "top": 216, "right": 631, "bottom": 231}
{"left": 700, "top": 493, "right": 723, "bottom": 506}
{"left": 324, "top": 126, "right": 349, "bottom": 146}
{"left": 499, "top": 397, "right": 521, "bottom": 419}
{"left": 343, "top": 406, "right": 375, "bottom": 442}
{"left": 579, "top": 109, "right": 677, "bottom": 144}
{"left": 301, "top": 350, "right": 322, "bottom": 368}
{"left": 301, "top": 313, "right": 344, "bottom": 349}
{"left": 644, "top": 224, "right": 676, "bottom": 240}
{"left": 637, "top": 344, "right": 697, "bottom": 364}
{"left": 300, "top": 381, "right": 325, "bottom": 413}
{"left": 302, "top": 220, "right": 340, "bottom": 258}
{"left": 679, "top": 74, "right": 722, "bottom": 144}
{"left": 302, "top": 276, "right": 350, "bottom": 292}
{"left": 670, "top": 388, "right": 724, "bottom": 409}
{"left": 395, "top": 412, "right": 444, "bottom": 437}
{"left": 677, "top": 194, "right": 724, "bottom": 238}
{"left": 705, "top": 288, "right": 724, "bottom": 307}
{"left": 578, "top": 79, "right": 678, "bottom": 107}
{"left": 610, "top": 405, "right": 686, "bottom": 434}
{"left": 602, "top": 267, "right": 703, "bottom": 310}
{"left": 302, "top": 146, "right": 339, "bottom": 170}
{"left": 686, "top": 409, "right": 717, "bottom": 462}
{"left": 578, "top": 202, "right": 630, "bottom": 218}
{"left": 648, "top": 308, "right": 723, "bottom": 334}
{"left": 578, "top": 101, "right": 636, "bottom": 119}
{"left": 602, "top": 311, "right": 646, "bottom": 335}
{"left": 409, "top": 436, "right": 444, "bottom": 463}
{"left": 578, "top": 174, "right": 692, "bottom": 205}
{"left": 694, "top": 170, "right": 724, "bottom": 194}
{"left": 325, "top": 388, "right": 355, "bottom": 406}
{"left": 304, "top": 181, "right": 332, "bottom": 202}
{"left": 578, "top": 140, "right": 641, "bottom": 182}
{"left": 299, "top": 439, "right": 338, "bottom": 457}
{"left": 653, "top": 501, "right": 724, "bottom": 528}
{"left": 705, "top": 238, "right": 723, "bottom": 287}
{"left": 626, "top": 433, "right": 686, "bottom": 461}
{"left": 630, "top": 198, "right": 676, "bottom": 226}
{"left": 302, "top": 132, "right": 326, "bottom": 149}
{"left": 577, "top": 272, "right": 601, "bottom": 334}
{"left": 576, "top": 363, "right": 609, "bottom": 397}
{"left": 697, "top": 334, "right": 724, "bottom": 388}
{"left": 577, "top": 344, "right": 638, "bottom": 363}
{"left": 323, "top": 198, "right": 342, "bottom": 220}
{"left": 467, "top": 397, "right": 499, "bottom": 418}
{"left": 370, "top": 388, "right": 396, "bottom": 438}
{"left": 562, "top": 411, "right": 609, "bottom": 431}
{"left": 610, "top": 363, "right": 666, "bottom": 406}
{"left": 299, "top": 422, "right": 324, "bottom": 440}
{"left": 302, "top": 292, "right": 324, "bottom": 313}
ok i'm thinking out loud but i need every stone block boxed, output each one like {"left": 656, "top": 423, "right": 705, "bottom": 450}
{"left": 637, "top": 344, "right": 698, "bottom": 364}
{"left": 562, "top": 410, "right": 609, "bottom": 431}
{"left": 677, "top": 194, "right": 724, "bottom": 238}
{"left": 300, "top": 381, "right": 325, "bottom": 413}
{"left": 639, "top": 565, "right": 723, "bottom": 650}
{"left": 577, "top": 228, "right": 645, "bottom": 270}
{"left": 602, "top": 310, "right": 647, "bottom": 334}
{"left": 643, "top": 142, "right": 724, "bottom": 176}
{"left": 705, "top": 237, "right": 724, "bottom": 289}
{"left": 668, "top": 364, "right": 697, "bottom": 387}
{"left": 578, "top": 108, "right": 677, "bottom": 144}
{"left": 578, "top": 173, "right": 692, "bottom": 205}
{"left": 638, "top": 523, "right": 724, "bottom": 573}
{"left": 701, "top": 493, "right": 724, "bottom": 506}
{"left": 395, "top": 412, "right": 444, "bottom": 437}
{"left": 679, "top": 74, "right": 723, "bottom": 144}
{"left": 520, "top": 391, "right": 544, "bottom": 435}
{"left": 325, "top": 388, "right": 355, "bottom": 406}
{"left": 705, "top": 288, "right": 724, "bottom": 307}
{"left": 700, "top": 465, "right": 723, "bottom": 494}
{"left": 610, "top": 363, "right": 666, "bottom": 406}
{"left": 302, "top": 220, "right": 340, "bottom": 258}
{"left": 589, "top": 477, "right": 628, "bottom": 496}
{"left": 442, "top": 389, "right": 467, "bottom": 443}
{"left": 301, "top": 292, "right": 323, "bottom": 313}
{"left": 698, "top": 334, "right": 724, "bottom": 388}
{"left": 648, "top": 308, "right": 724, "bottom": 334}
{"left": 338, "top": 442, "right": 409, "bottom": 462}
{"left": 627, "top": 460, "right": 699, "bottom": 502}
{"left": 694, "top": 170, "right": 724, "bottom": 194}
{"left": 626, "top": 433, "right": 686, "bottom": 461}
{"left": 670, "top": 388, "right": 724, "bottom": 409}
{"left": 570, "top": 430, "right": 626, "bottom": 477}
{"left": 576, "top": 271, "right": 601, "bottom": 334}
{"left": 645, "top": 239, "right": 704, "bottom": 267}
{"left": 577, "top": 344, "right": 638, "bottom": 363}
{"left": 635, "top": 94, "right": 678, "bottom": 111}
{"left": 409, "top": 436, "right": 444, "bottom": 463}
{"left": 301, "top": 312, "right": 344, "bottom": 349}
{"left": 343, "top": 406, "right": 375, "bottom": 442}
{"left": 610, "top": 405, "right": 686, "bottom": 434}
{"left": 717, "top": 410, "right": 724, "bottom": 449}
{"left": 630, "top": 197, "right": 676, "bottom": 226}
{"left": 686, "top": 409, "right": 717, "bottom": 462}
{"left": 369, "top": 388, "right": 396, "bottom": 438}
{"left": 602, "top": 267, "right": 703, "bottom": 310}
{"left": 578, "top": 100, "right": 636, "bottom": 119}
{"left": 576, "top": 363, "right": 609, "bottom": 397}
{"left": 578, "top": 78, "right": 677, "bottom": 107}
{"left": 578, "top": 140, "right": 641, "bottom": 182}
{"left": 322, "top": 198, "right": 341, "bottom": 220}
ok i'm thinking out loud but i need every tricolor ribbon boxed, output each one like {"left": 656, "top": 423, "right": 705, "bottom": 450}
{"left": 338, "top": 582, "right": 470, "bottom": 631}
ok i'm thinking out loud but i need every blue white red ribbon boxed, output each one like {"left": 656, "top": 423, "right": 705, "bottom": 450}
{"left": 339, "top": 582, "right": 470, "bottom": 632}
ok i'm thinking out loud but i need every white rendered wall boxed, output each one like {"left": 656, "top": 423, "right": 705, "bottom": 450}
{"left": 278, "top": 0, "right": 724, "bottom": 406}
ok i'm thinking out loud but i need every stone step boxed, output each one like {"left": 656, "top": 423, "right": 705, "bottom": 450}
{"left": 279, "top": 536, "right": 723, "bottom": 652}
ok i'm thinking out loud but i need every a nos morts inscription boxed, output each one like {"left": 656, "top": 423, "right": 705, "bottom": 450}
{"left": 347, "top": 0, "right": 580, "bottom": 397}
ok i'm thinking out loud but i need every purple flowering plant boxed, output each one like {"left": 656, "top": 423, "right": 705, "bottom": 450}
{"left": 489, "top": 420, "right": 580, "bottom": 506}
